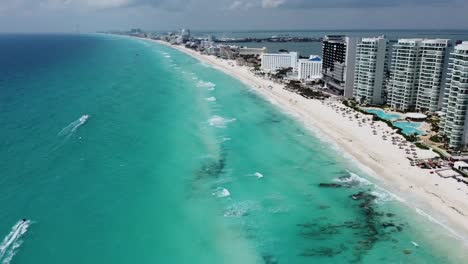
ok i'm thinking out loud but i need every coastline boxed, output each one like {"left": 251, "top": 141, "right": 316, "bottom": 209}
{"left": 144, "top": 37, "right": 468, "bottom": 242}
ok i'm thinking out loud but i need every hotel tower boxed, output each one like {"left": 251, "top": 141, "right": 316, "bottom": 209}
{"left": 440, "top": 41, "right": 468, "bottom": 150}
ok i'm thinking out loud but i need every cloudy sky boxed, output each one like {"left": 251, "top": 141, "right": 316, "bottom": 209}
{"left": 0, "top": 0, "right": 467, "bottom": 32}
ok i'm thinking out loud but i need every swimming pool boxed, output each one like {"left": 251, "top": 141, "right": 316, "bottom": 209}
{"left": 394, "top": 121, "right": 425, "bottom": 136}
{"left": 363, "top": 108, "right": 425, "bottom": 135}
{"left": 364, "top": 108, "right": 403, "bottom": 121}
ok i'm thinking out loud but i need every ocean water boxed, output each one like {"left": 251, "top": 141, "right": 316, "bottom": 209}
{"left": 0, "top": 33, "right": 468, "bottom": 263}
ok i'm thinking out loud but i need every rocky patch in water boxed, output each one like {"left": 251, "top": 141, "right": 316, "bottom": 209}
{"left": 297, "top": 186, "right": 404, "bottom": 262}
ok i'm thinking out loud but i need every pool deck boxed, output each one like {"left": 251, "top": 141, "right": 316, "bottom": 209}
{"left": 362, "top": 107, "right": 427, "bottom": 135}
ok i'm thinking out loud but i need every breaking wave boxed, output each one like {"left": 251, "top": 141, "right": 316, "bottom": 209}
{"left": 197, "top": 80, "right": 216, "bottom": 90}
{"left": 253, "top": 172, "right": 264, "bottom": 179}
{"left": 224, "top": 201, "right": 259, "bottom": 217}
{"left": 212, "top": 187, "right": 230, "bottom": 198}
{"left": 334, "top": 170, "right": 372, "bottom": 186}
{"left": 205, "top": 97, "right": 217, "bottom": 102}
{"left": 0, "top": 220, "right": 32, "bottom": 264}
{"left": 208, "top": 116, "right": 236, "bottom": 128}
{"left": 334, "top": 171, "right": 403, "bottom": 204}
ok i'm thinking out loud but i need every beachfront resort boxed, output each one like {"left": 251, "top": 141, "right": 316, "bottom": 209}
{"left": 118, "top": 29, "right": 468, "bottom": 186}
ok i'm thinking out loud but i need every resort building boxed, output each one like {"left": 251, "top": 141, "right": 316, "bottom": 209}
{"left": 239, "top": 47, "right": 267, "bottom": 56}
{"left": 353, "top": 36, "right": 389, "bottom": 105}
{"left": 440, "top": 41, "right": 468, "bottom": 150}
{"left": 176, "top": 28, "right": 191, "bottom": 44}
{"left": 200, "top": 39, "right": 215, "bottom": 50}
{"left": 387, "top": 39, "right": 423, "bottom": 111}
{"left": 321, "top": 35, "right": 358, "bottom": 98}
{"left": 416, "top": 39, "right": 452, "bottom": 113}
{"left": 297, "top": 55, "right": 322, "bottom": 81}
{"left": 261, "top": 52, "right": 298, "bottom": 72}
{"left": 387, "top": 39, "right": 451, "bottom": 112}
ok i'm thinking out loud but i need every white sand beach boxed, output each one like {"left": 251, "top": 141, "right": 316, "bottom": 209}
{"left": 151, "top": 38, "right": 468, "bottom": 240}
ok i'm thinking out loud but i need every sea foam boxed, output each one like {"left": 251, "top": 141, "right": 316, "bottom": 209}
{"left": 197, "top": 80, "right": 216, "bottom": 90}
{"left": 212, "top": 187, "right": 231, "bottom": 198}
{"left": 254, "top": 172, "right": 264, "bottom": 179}
{"left": 205, "top": 97, "right": 217, "bottom": 102}
{"left": 208, "top": 116, "right": 236, "bottom": 128}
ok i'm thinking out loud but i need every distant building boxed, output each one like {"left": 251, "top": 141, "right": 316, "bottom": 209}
{"left": 130, "top": 28, "right": 143, "bottom": 34}
{"left": 261, "top": 52, "right": 298, "bottom": 72}
{"left": 218, "top": 45, "right": 239, "bottom": 60}
{"left": 353, "top": 36, "right": 389, "bottom": 105}
{"left": 440, "top": 41, "right": 468, "bottom": 150}
{"left": 200, "top": 40, "right": 215, "bottom": 50}
{"left": 298, "top": 55, "right": 322, "bottom": 81}
{"left": 175, "top": 29, "right": 191, "bottom": 44}
{"left": 204, "top": 45, "right": 220, "bottom": 56}
{"left": 239, "top": 47, "right": 268, "bottom": 56}
{"left": 387, "top": 39, "right": 451, "bottom": 112}
{"left": 181, "top": 29, "right": 190, "bottom": 40}
{"left": 321, "top": 35, "right": 358, "bottom": 97}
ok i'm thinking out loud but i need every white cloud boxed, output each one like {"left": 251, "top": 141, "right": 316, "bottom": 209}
{"left": 228, "top": 0, "right": 256, "bottom": 10}
{"left": 40, "top": 0, "right": 133, "bottom": 10}
{"left": 228, "top": 0, "right": 243, "bottom": 9}
{"left": 261, "top": 0, "right": 284, "bottom": 8}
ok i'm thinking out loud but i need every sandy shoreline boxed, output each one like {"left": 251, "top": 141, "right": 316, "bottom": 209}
{"left": 142, "top": 37, "right": 468, "bottom": 241}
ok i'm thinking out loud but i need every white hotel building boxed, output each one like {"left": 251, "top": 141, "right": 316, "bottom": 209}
{"left": 440, "top": 41, "right": 468, "bottom": 150}
{"left": 387, "top": 39, "right": 451, "bottom": 112}
{"left": 416, "top": 39, "right": 451, "bottom": 113}
{"left": 353, "top": 36, "right": 389, "bottom": 105}
{"left": 387, "top": 39, "right": 423, "bottom": 111}
{"left": 261, "top": 52, "right": 298, "bottom": 72}
{"left": 297, "top": 55, "right": 322, "bottom": 81}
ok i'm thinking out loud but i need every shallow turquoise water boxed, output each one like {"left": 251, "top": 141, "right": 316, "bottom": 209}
{"left": 0, "top": 34, "right": 466, "bottom": 263}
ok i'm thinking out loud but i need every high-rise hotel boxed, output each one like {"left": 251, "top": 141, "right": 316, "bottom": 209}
{"left": 440, "top": 41, "right": 468, "bottom": 150}
{"left": 353, "top": 36, "right": 389, "bottom": 105}
{"left": 322, "top": 35, "right": 358, "bottom": 98}
{"left": 387, "top": 39, "right": 451, "bottom": 112}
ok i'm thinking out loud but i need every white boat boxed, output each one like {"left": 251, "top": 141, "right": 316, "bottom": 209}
{"left": 79, "top": 115, "right": 89, "bottom": 123}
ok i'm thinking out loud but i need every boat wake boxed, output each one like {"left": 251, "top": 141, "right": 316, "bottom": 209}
{"left": 58, "top": 115, "right": 89, "bottom": 138}
{"left": 0, "top": 220, "right": 32, "bottom": 264}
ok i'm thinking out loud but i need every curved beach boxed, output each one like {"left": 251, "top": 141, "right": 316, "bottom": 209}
{"left": 150, "top": 38, "right": 468, "bottom": 241}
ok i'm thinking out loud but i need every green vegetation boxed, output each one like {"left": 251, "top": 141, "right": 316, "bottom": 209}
{"left": 414, "top": 142, "right": 430, "bottom": 150}
{"left": 285, "top": 81, "right": 329, "bottom": 100}
{"left": 429, "top": 135, "right": 442, "bottom": 143}
{"left": 428, "top": 116, "right": 440, "bottom": 133}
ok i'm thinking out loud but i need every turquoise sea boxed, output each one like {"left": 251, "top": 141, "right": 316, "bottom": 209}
{"left": 0, "top": 33, "right": 468, "bottom": 263}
